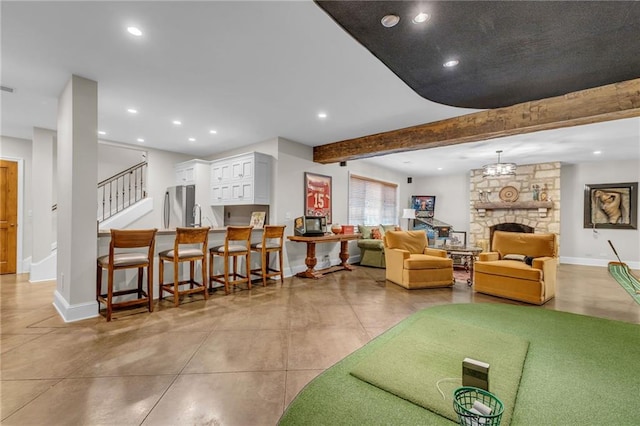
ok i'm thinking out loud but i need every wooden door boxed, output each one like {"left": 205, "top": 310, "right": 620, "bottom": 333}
{"left": 0, "top": 160, "right": 18, "bottom": 274}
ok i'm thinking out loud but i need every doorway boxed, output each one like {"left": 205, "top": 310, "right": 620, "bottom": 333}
{"left": 0, "top": 159, "right": 18, "bottom": 274}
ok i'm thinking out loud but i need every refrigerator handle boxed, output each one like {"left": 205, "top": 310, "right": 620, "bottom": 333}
{"left": 163, "top": 191, "right": 169, "bottom": 229}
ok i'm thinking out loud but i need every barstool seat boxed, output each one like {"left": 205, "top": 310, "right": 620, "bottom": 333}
{"left": 96, "top": 228, "right": 157, "bottom": 321}
{"left": 159, "top": 227, "right": 210, "bottom": 307}
{"left": 250, "top": 225, "right": 286, "bottom": 287}
{"left": 210, "top": 226, "right": 253, "bottom": 294}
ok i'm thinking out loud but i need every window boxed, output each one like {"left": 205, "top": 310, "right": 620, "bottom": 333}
{"left": 349, "top": 174, "right": 398, "bottom": 225}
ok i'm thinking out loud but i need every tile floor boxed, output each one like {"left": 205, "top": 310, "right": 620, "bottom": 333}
{"left": 1, "top": 264, "right": 638, "bottom": 425}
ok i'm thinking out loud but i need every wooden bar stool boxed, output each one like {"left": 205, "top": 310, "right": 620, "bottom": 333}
{"left": 250, "top": 225, "right": 286, "bottom": 286}
{"left": 210, "top": 226, "right": 253, "bottom": 294}
{"left": 96, "top": 228, "right": 157, "bottom": 321}
{"left": 158, "top": 227, "right": 210, "bottom": 307}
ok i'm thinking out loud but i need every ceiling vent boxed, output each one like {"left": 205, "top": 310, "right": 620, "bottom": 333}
{"left": 1, "top": 85, "right": 15, "bottom": 93}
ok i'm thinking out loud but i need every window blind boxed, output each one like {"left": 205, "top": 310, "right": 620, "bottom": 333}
{"left": 349, "top": 174, "right": 398, "bottom": 225}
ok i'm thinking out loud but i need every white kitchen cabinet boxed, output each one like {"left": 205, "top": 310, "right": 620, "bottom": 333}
{"left": 175, "top": 159, "right": 210, "bottom": 186}
{"left": 210, "top": 152, "right": 271, "bottom": 205}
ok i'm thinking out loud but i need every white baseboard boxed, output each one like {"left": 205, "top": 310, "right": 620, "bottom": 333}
{"left": 29, "top": 251, "right": 57, "bottom": 282}
{"left": 560, "top": 256, "right": 640, "bottom": 270}
{"left": 53, "top": 290, "right": 99, "bottom": 323}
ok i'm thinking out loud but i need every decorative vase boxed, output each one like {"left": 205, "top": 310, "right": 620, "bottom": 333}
{"left": 331, "top": 224, "right": 342, "bottom": 234}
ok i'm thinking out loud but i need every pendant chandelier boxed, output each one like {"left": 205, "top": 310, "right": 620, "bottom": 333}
{"left": 482, "top": 150, "right": 516, "bottom": 177}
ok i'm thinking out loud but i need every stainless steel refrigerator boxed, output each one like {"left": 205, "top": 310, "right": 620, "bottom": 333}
{"left": 163, "top": 185, "right": 196, "bottom": 228}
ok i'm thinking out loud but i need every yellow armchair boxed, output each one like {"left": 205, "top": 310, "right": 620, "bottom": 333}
{"left": 383, "top": 231, "right": 454, "bottom": 289}
{"left": 473, "top": 231, "right": 558, "bottom": 305}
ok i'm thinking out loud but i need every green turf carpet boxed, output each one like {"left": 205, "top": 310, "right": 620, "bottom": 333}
{"left": 350, "top": 316, "right": 528, "bottom": 424}
{"left": 608, "top": 262, "right": 640, "bottom": 304}
{"left": 279, "top": 304, "right": 640, "bottom": 425}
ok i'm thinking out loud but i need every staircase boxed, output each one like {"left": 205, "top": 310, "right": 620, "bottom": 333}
{"left": 30, "top": 162, "right": 151, "bottom": 282}
{"left": 98, "top": 161, "right": 148, "bottom": 222}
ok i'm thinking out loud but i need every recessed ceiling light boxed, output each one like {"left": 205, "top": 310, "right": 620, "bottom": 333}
{"left": 172, "top": 120, "right": 182, "bottom": 125}
{"left": 127, "top": 108, "right": 138, "bottom": 114}
{"left": 413, "top": 12, "right": 430, "bottom": 24}
{"left": 127, "top": 26, "right": 142, "bottom": 36}
{"left": 437, "top": 167, "right": 443, "bottom": 170}
{"left": 98, "top": 130, "right": 106, "bottom": 135}
{"left": 136, "top": 138, "right": 144, "bottom": 143}
{"left": 593, "top": 150, "right": 602, "bottom": 154}
{"left": 443, "top": 60, "right": 459, "bottom": 68}
{"left": 318, "top": 112, "right": 327, "bottom": 119}
{"left": 209, "top": 129, "right": 217, "bottom": 134}
{"left": 381, "top": 14, "right": 400, "bottom": 28}
{"left": 188, "top": 137, "right": 196, "bottom": 142}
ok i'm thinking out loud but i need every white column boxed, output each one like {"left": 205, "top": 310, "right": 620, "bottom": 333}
{"left": 29, "top": 128, "right": 56, "bottom": 281}
{"left": 53, "top": 75, "right": 99, "bottom": 322}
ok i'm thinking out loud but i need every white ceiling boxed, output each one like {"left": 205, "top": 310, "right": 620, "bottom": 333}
{"left": 2, "top": 1, "right": 639, "bottom": 177}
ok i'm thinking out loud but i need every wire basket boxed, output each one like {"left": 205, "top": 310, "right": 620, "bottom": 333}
{"left": 453, "top": 387, "right": 504, "bottom": 426}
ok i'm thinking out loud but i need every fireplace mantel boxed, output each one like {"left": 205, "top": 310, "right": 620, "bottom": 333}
{"left": 474, "top": 201, "right": 554, "bottom": 218}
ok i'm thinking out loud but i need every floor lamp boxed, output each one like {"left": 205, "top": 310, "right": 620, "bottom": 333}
{"left": 402, "top": 208, "right": 416, "bottom": 230}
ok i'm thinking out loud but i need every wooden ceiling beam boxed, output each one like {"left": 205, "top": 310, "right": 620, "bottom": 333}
{"left": 313, "top": 78, "right": 640, "bottom": 164}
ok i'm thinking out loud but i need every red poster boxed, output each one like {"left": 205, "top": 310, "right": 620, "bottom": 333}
{"left": 304, "top": 172, "right": 332, "bottom": 223}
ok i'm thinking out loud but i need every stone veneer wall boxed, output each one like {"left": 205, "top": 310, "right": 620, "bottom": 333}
{"left": 469, "top": 162, "right": 561, "bottom": 249}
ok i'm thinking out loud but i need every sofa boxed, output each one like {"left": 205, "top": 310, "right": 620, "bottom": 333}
{"left": 383, "top": 230, "right": 454, "bottom": 289}
{"left": 473, "top": 230, "right": 557, "bottom": 305}
{"left": 356, "top": 224, "right": 399, "bottom": 268}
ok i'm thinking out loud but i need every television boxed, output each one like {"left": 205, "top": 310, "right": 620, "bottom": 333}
{"left": 294, "top": 215, "right": 327, "bottom": 236}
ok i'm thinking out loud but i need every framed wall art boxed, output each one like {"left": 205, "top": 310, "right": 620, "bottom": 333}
{"left": 304, "top": 172, "right": 332, "bottom": 223}
{"left": 411, "top": 195, "right": 436, "bottom": 218}
{"left": 583, "top": 182, "right": 638, "bottom": 229}
{"left": 448, "top": 231, "right": 467, "bottom": 247}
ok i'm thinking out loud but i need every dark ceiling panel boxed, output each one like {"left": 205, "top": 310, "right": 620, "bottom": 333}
{"left": 315, "top": 1, "right": 640, "bottom": 108}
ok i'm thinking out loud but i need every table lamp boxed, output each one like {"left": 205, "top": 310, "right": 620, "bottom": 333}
{"left": 402, "top": 208, "right": 416, "bottom": 230}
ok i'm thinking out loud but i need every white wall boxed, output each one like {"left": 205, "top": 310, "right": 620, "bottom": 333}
{"left": 413, "top": 173, "right": 470, "bottom": 232}
{"left": 1, "top": 136, "right": 32, "bottom": 272}
{"left": 97, "top": 141, "right": 146, "bottom": 182}
{"left": 561, "top": 160, "right": 640, "bottom": 267}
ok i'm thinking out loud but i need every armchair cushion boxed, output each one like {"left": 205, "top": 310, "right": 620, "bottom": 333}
{"left": 385, "top": 231, "right": 427, "bottom": 254}
{"left": 474, "top": 260, "right": 542, "bottom": 281}
{"left": 494, "top": 231, "right": 556, "bottom": 259}
{"left": 405, "top": 255, "right": 452, "bottom": 270}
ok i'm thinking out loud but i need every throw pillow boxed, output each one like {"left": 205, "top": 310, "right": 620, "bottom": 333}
{"left": 381, "top": 224, "right": 398, "bottom": 234}
{"left": 371, "top": 228, "right": 382, "bottom": 240}
{"left": 503, "top": 254, "right": 526, "bottom": 262}
{"left": 358, "top": 225, "right": 376, "bottom": 239}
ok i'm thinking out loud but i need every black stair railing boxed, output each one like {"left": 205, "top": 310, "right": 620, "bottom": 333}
{"left": 97, "top": 162, "right": 147, "bottom": 222}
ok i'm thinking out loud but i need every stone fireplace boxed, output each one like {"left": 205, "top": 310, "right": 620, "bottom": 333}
{"left": 469, "top": 162, "right": 561, "bottom": 251}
